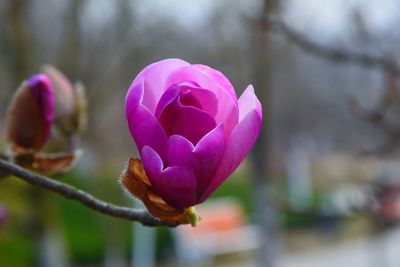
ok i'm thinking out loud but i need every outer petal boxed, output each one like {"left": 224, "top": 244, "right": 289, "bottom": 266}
{"left": 125, "top": 78, "right": 144, "bottom": 119}
{"left": 155, "top": 85, "right": 180, "bottom": 118}
{"left": 141, "top": 146, "right": 197, "bottom": 209}
{"left": 193, "top": 124, "right": 225, "bottom": 200}
{"left": 165, "top": 126, "right": 225, "bottom": 202}
{"left": 141, "top": 146, "right": 163, "bottom": 176}
{"left": 158, "top": 167, "right": 198, "bottom": 209}
{"left": 192, "top": 64, "right": 237, "bottom": 101}
{"left": 28, "top": 74, "right": 54, "bottom": 140}
{"left": 199, "top": 86, "right": 262, "bottom": 203}
{"left": 165, "top": 66, "right": 239, "bottom": 139}
{"left": 129, "top": 58, "right": 190, "bottom": 113}
{"left": 238, "top": 85, "right": 262, "bottom": 121}
{"left": 167, "top": 135, "right": 194, "bottom": 168}
{"left": 126, "top": 80, "right": 168, "bottom": 159}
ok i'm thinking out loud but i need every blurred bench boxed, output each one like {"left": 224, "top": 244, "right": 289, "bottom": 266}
{"left": 174, "top": 197, "right": 260, "bottom": 267}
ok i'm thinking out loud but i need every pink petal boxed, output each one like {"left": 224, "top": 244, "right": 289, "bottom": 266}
{"left": 141, "top": 145, "right": 164, "bottom": 176}
{"left": 199, "top": 86, "right": 262, "bottom": 203}
{"left": 193, "top": 64, "right": 237, "bottom": 101}
{"left": 28, "top": 74, "right": 55, "bottom": 140}
{"left": 167, "top": 135, "right": 194, "bottom": 168}
{"left": 159, "top": 97, "right": 216, "bottom": 145}
{"left": 238, "top": 85, "right": 262, "bottom": 121}
{"left": 141, "top": 146, "right": 197, "bottom": 209}
{"left": 154, "top": 85, "right": 180, "bottom": 118}
{"left": 129, "top": 59, "right": 190, "bottom": 113}
{"left": 193, "top": 124, "right": 225, "bottom": 200}
{"left": 156, "top": 84, "right": 218, "bottom": 118}
{"left": 126, "top": 80, "right": 168, "bottom": 159}
{"left": 158, "top": 166, "right": 198, "bottom": 209}
{"left": 165, "top": 66, "right": 239, "bottom": 139}
{"left": 125, "top": 78, "right": 144, "bottom": 119}
{"left": 180, "top": 86, "right": 218, "bottom": 117}
{"left": 164, "top": 126, "right": 225, "bottom": 202}
{"left": 179, "top": 90, "right": 202, "bottom": 110}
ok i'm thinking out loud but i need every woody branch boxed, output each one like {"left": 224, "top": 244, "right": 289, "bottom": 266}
{"left": 0, "top": 158, "right": 179, "bottom": 227}
{"left": 267, "top": 16, "right": 400, "bottom": 74}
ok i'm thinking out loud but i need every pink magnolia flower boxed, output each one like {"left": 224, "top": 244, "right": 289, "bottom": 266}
{"left": 125, "top": 59, "right": 262, "bottom": 210}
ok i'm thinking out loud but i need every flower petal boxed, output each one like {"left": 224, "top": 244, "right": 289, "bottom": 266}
{"left": 167, "top": 135, "right": 194, "bottom": 168}
{"left": 28, "top": 74, "right": 54, "bottom": 140}
{"left": 193, "top": 64, "right": 237, "bottom": 101}
{"left": 141, "top": 145, "right": 164, "bottom": 177}
{"left": 180, "top": 86, "right": 218, "bottom": 117}
{"left": 193, "top": 124, "right": 225, "bottom": 200}
{"left": 159, "top": 97, "right": 216, "bottom": 145}
{"left": 126, "top": 82, "right": 168, "bottom": 159}
{"left": 129, "top": 59, "right": 190, "bottom": 113}
{"left": 165, "top": 66, "right": 239, "bottom": 138}
{"left": 199, "top": 87, "right": 262, "bottom": 202}
{"left": 141, "top": 146, "right": 197, "bottom": 209}
{"left": 158, "top": 166, "right": 198, "bottom": 209}
{"left": 156, "top": 84, "right": 219, "bottom": 119}
{"left": 125, "top": 78, "right": 144, "bottom": 119}
{"left": 154, "top": 85, "right": 180, "bottom": 118}
{"left": 238, "top": 85, "right": 262, "bottom": 121}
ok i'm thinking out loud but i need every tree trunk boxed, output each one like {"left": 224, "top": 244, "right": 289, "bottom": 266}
{"left": 250, "top": 1, "right": 280, "bottom": 266}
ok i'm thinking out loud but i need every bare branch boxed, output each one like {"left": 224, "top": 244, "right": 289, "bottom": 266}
{"left": 350, "top": 99, "right": 400, "bottom": 138}
{"left": 351, "top": 65, "right": 400, "bottom": 155}
{"left": 0, "top": 158, "right": 179, "bottom": 227}
{"left": 267, "top": 16, "right": 400, "bottom": 74}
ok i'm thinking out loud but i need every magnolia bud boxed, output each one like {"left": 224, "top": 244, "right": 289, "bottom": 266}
{"left": 6, "top": 74, "right": 54, "bottom": 153}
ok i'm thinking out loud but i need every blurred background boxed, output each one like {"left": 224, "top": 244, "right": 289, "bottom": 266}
{"left": 2, "top": 0, "right": 400, "bottom": 266}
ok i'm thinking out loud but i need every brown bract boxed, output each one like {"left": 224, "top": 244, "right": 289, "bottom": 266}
{"left": 12, "top": 150, "right": 81, "bottom": 176}
{"left": 122, "top": 158, "right": 190, "bottom": 224}
{"left": 31, "top": 150, "right": 81, "bottom": 175}
{"left": 6, "top": 83, "right": 47, "bottom": 152}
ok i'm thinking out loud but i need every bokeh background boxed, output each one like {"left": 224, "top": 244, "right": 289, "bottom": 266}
{"left": 2, "top": 0, "right": 400, "bottom": 266}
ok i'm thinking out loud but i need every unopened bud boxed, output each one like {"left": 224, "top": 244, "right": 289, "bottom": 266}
{"left": 6, "top": 74, "right": 54, "bottom": 153}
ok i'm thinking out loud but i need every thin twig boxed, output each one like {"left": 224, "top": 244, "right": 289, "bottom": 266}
{"left": 350, "top": 99, "right": 400, "bottom": 138}
{"left": 0, "top": 158, "right": 179, "bottom": 227}
{"left": 350, "top": 64, "right": 400, "bottom": 155}
{"left": 267, "top": 16, "right": 400, "bottom": 74}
